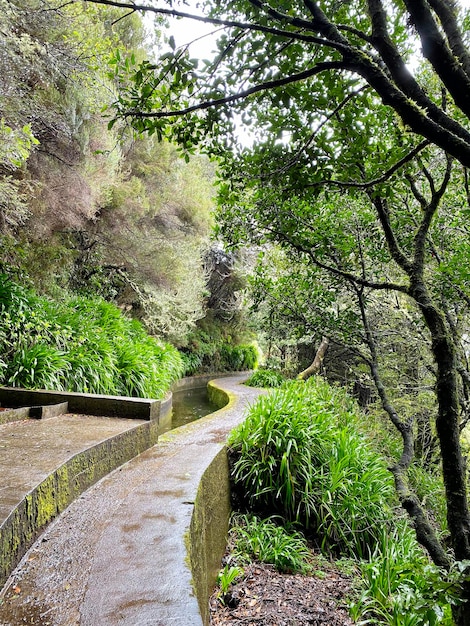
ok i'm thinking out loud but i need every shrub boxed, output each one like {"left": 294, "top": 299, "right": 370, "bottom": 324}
{"left": 245, "top": 368, "right": 286, "bottom": 388}
{"left": 350, "top": 523, "right": 459, "bottom": 626}
{"left": 231, "top": 514, "right": 311, "bottom": 574}
{"left": 181, "top": 339, "right": 258, "bottom": 375}
{"left": 228, "top": 376, "right": 458, "bottom": 623}
{"left": 0, "top": 276, "right": 183, "bottom": 398}
{"left": 6, "top": 343, "right": 71, "bottom": 390}
{"left": 228, "top": 377, "right": 395, "bottom": 557}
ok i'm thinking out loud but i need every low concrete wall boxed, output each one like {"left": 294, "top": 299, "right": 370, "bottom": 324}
{"left": 0, "top": 386, "right": 160, "bottom": 420}
{"left": 0, "top": 418, "right": 160, "bottom": 588}
{"left": 188, "top": 448, "right": 232, "bottom": 626}
{"left": 0, "top": 407, "right": 30, "bottom": 425}
{"left": 186, "top": 381, "right": 233, "bottom": 626}
{"left": 174, "top": 373, "right": 233, "bottom": 391}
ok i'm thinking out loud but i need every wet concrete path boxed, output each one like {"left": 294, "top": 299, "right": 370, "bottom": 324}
{"left": 0, "top": 414, "right": 147, "bottom": 524}
{"left": 0, "top": 375, "right": 263, "bottom": 626}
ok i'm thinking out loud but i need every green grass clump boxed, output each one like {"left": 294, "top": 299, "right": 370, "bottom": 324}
{"left": 227, "top": 375, "right": 459, "bottom": 624}
{"left": 350, "top": 523, "right": 459, "bottom": 626}
{"left": 231, "top": 514, "right": 311, "bottom": 574}
{"left": 245, "top": 368, "right": 286, "bottom": 388}
{"left": 0, "top": 274, "right": 183, "bottom": 398}
{"left": 229, "top": 377, "right": 394, "bottom": 558}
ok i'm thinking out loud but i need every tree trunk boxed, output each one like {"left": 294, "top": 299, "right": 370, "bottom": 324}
{"left": 297, "top": 336, "right": 329, "bottom": 380}
{"left": 410, "top": 282, "right": 470, "bottom": 625}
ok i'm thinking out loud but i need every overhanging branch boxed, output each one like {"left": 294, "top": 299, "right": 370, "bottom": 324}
{"left": 124, "top": 62, "right": 345, "bottom": 118}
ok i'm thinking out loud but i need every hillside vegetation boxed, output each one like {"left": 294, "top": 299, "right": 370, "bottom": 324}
{"left": 0, "top": 0, "right": 255, "bottom": 395}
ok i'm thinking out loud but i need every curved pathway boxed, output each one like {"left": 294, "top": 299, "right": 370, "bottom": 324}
{"left": 0, "top": 375, "right": 263, "bottom": 626}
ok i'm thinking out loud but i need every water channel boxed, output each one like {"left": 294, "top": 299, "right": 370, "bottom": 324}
{"left": 163, "top": 385, "right": 219, "bottom": 433}
{"left": 0, "top": 383, "right": 221, "bottom": 625}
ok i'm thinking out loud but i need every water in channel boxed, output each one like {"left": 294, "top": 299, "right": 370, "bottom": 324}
{"left": 163, "top": 386, "right": 219, "bottom": 433}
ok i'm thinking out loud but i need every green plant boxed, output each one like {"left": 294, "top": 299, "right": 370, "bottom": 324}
{"left": 216, "top": 563, "right": 244, "bottom": 604}
{"left": 6, "top": 343, "right": 71, "bottom": 390}
{"left": 228, "top": 377, "right": 395, "bottom": 557}
{"left": 231, "top": 514, "right": 311, "bottom": 574}
{"left": 349, "top": 524, "right": 462, "bottom": 626}
{"left": 0, "top": 276, "right": 183, "bottom": 398}
{"left": 245, "top": 368, "right": 286, "bottom": 388}
{"left": 180, "top": 351, "right": 202, "bottom": 376}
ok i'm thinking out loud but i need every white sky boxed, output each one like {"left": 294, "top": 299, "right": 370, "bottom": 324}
{"left": 162, "top": 0, "right": 470, "bottom": 61}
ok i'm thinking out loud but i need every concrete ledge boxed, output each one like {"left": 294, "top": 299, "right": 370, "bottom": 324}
{"left": 0, "top": 418, "right": 159, "bottom": 588}
{"left": 0, "top": 402, "right": 69, "bottom": 423}
{"left": 188, "top": 448, "right": 231, "bottom": 626}
{"left": 0, "top": 387, "right": 160, "bottom": 420}
{"left": 0, "top": 407, "right": 30, "bottom": 425}
{"left": 174, "top": 373, "right": 233, "bottom": 391}
{"left": 186, "top": 381, "right": 233, "bottom": 626}
{"left": 29, "top": 402, "right": 69, "bottom": 420}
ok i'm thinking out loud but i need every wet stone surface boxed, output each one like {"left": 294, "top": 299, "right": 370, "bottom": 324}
{"left": 0, "top": 375, "right": 264, "bottom": 626}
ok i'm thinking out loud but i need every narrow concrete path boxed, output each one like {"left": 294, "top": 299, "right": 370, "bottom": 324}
{"left": 0, "top": 375, "right": 263, "bottom": 626}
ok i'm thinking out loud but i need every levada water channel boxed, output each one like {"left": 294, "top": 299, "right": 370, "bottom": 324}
{"left": 163, "top": 386, "right": 219, "bottom": 433}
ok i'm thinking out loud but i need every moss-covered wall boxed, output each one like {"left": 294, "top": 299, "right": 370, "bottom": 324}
{"left": 207, "top": 380, "right": 233, "bottom": 411}
{"left": 0, "top": 419, "right": 159, "bottom": 587}
{"left": 187, "top": 447, "right": 232, "bottom": 626}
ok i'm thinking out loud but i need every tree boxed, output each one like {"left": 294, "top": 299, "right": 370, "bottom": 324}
{"left": 64, "top": 0, "right": 470, "bottom": 620}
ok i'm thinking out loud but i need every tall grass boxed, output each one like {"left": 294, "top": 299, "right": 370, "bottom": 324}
{"left": 231, "top": 514, "right": 312, "bottom": 574}
{"left": 229, "top": 377, "right": 394, "bottom": 557}
{"left": 350, "top": 523, "right": 459, "bottom": 625}
{"left": 0, "top": 274, "right": 184, "bottom": 398}
{"left": 228, "top": 375, "right": 459, "bottom": 624}
{"left": 245, "top": 368, "right": 286, "bottom": 388}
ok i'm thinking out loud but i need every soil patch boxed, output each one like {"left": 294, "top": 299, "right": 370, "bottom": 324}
{"left": 209, "top": 561, "right": 355, "bottom": 626}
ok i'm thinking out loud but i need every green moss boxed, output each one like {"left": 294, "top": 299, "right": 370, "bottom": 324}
{"left": 36, "top": 476, "right": 58, "bottom": 528}
{"left": 207, "top": 381, "right": 233, "bottom": 410}
{"left": 187, "top": 448, "right": 232, "bottom": 626}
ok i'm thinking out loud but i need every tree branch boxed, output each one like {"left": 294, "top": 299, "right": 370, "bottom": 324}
{"left": 403, "top": 0, "right": 470, "bottom": 119}
{"left": 82, "top": 0, "right": 347, "bottom": 47}
{"left": 367, "top": 0, "right": 470, "bottom": 149}
{"left": 124, "top": 62, "right": 346, "bottom": 118}
{"left": 304, "top": 140, "right": 430, "bottom": 190}
{"left": 412, "top": 154, "right": 453, "bottom": 276}
{"left": 370, "top": 195, "right": 413, "bottom": 273}
{"left": 427, "top": 0, "right": 470, "bottom": 79}
{"left": 356, "top": 287, "right": 451, "bottom": 568}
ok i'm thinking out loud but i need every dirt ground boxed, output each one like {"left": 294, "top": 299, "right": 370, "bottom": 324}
{"left": 209, "top": 560, "right": 355, "bottom": 626}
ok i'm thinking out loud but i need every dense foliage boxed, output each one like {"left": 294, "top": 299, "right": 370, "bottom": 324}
{"left": 230, "top": 514, "right": 312, "bottom": 574}
{"left": 228, "top": 377, "right": 460, "bottom": 624}
{"left": 244, "top": 368, "right": 286, "bottom": 388}
{"left": 0, "top": 0, "right": 254, "bottom": 382}
{"left": 0, "top": 274, "right": 183, "bottom": 398}
{"left": 3, "top": 0, "right": 470, "bottom": 620}
{"left": 229, "top": 377, "right": 395, "bottom": 557}
{"left": 86, "top": 0, "right": 470, "bottom": 616}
